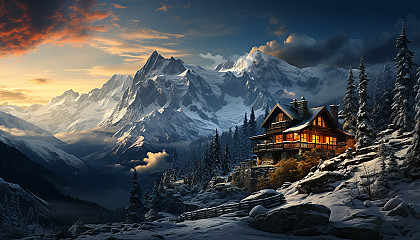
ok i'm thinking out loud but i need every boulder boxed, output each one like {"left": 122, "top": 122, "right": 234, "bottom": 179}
{"left": 241, "top": 189, "right": 279, "bottom": 202}
{"left": 409, "top": 205, "right": 420, "bottom": 219}
{"left": 383, "top": 198, "right": 403, "bottom": 211}
{"left": 297, "top": 172, "right": 345, "bottom": 194}
{"left": 249, "top": 204, "right": 330, "bottom": 234}
{"left": 387, "top": 202, "right": 409, "bottom": 218}
{"left": 249, "top": 205, "right": 268, "bottom": 218}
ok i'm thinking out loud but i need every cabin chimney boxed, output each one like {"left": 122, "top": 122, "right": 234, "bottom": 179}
{"left": 330, "top": 105, "right": 339, "bottom": 125}
{"left": 290, "top": 98, "right": 298, "bottom": 108}
{"left": 296, "top": 97, "right": 308, "bottom": 117}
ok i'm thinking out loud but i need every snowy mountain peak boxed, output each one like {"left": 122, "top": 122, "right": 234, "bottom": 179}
{"left": 134, "top": 51, "right": 186, "bottom": 83}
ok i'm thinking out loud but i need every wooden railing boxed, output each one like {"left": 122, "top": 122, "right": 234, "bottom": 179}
{"left": 253, "top": 141, "right": 345, "bottom": 153}
{"left": 179, "top": 194, "right": 285, "bottom": 221}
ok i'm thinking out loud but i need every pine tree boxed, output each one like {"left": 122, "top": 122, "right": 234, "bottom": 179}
{"left": 201, "top": 144, "right": 213, "bottom": 185}
{"left": 342, "top": 67, "right": 358, "bottom": 134}
{"left": 405, "top": 66, "right": 420, "bottom": 178}
{"left": 232, "top": 126, "right": 240, "bottom": 164}
{"left": 391, "top": 22, "right": 416, "bottom": 134}
{"left": 170, "top": 149, "right": 179, "bottom": 182}
{"left": 213, "top": 129, "right": 223, "bottom": 176}
{"left": 249, "top": 107, "right": 257, "bottom": 137}
{"left": 126, "top": 169, "right": 145, "bottom": 223}
{"left": 372, "top": 65, "right": 394, "bottom": 131}
{"left": 222, "top": 142, "right": 231, "bottom": 175}
{"left": 388, "top": 152, "right": 402, "bottom": 180}
{"left": 1, "top": 195, "right": 11, "bottom": 230}
{"left": 356, "top": 57, "right": 375, "bottom": 148}
{"left": 241, "top": 113, "right": 251, "bottom": 159}
{"left": 375, "top": 143, "right": 390, "bottom": 197}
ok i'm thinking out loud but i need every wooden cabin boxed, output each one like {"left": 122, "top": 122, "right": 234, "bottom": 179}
{"left": 250, "top": 97, "right": 353, "bottom": 165}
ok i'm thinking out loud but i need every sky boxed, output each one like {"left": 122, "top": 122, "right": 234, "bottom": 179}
{"left": 1, "top": 0, "right": 420, "bottom": 106}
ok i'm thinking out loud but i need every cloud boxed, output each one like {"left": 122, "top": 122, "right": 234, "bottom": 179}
{"left": 0, "top": 0, "right": 110, "bottom": 56}
{"left": 199, "top": 52, "right": 227, "bottom": 68}
{"left": 105, "top": 163, "right": 124, "bottom": 169}
{"left": 111, "top": 3, "right": 126, "bottom": 9}
{"left": 119, "top": 28, "right": 184, "bottom": 40}
{"left": 250, "top": 33, "right": 364, "bottom": 68}
{"left": 0, "top": 125, "right": 27, "bottom": 136}
{"left": 28, "top": 78, "right": 52, "bottom": 84}
{"left": 156, "top": 3, "right": 173, "bottom": 12}
{"left": 0, "top": 89, "right": 31, "bottom": 102}
{"left": 266, "top": 14, "right": 288, "bottom": 37}
{"left": 132, "top": 150, "right": 170, "bottom": 174}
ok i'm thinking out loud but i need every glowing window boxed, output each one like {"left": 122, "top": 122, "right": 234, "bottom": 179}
{"left": 301, "top": 133, "right": 308, "bottom": 142}
{"left": 312, "top": 135, "right": 320, "bottom": 143}
{"left": 276, "top": 113, "right": 285, "bottom": 122}
{"left": 275, "top": 135, "right": 283, "bottom": 143}
{"left": 286, "top": 134, "right": 293, "bottom": 141}
{"left": 294, "top": 133, "right": 300, "bottom": 141}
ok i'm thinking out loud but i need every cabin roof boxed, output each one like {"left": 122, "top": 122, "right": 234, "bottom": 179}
{"left": 283, "top": 107, "right": 324, "bottom": 133}
{"left": 261, "top": 103, "right": 302, "bottom": 127}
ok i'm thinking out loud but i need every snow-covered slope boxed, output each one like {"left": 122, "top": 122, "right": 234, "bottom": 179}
{"left": 0, "top": 74, "right": 133, "bottom": 134}
{"left": 0, "top": 111, "right": 94, "bottom": 181}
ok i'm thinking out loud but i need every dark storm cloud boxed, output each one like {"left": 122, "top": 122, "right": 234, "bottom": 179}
{"left": 0, "top": 0, "right": 110, "bottom": 56}
{"left": 252, "top": 15, "right": 420, "bottom": 68}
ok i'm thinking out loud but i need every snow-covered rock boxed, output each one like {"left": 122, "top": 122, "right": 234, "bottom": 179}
{"left": 383, "top": 198, "right": 403, "bottom": 211}
{"left": 249, "top": 205, "right": 268, "bottom": 217}
{"left": 249, "top": 203, "right": 331, "bottom": 233}
{"left": 297, "top": 172, "right": 345, "bottom": 194}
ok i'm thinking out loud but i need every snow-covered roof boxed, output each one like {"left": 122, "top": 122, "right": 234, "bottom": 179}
{"left": 261, "top": 103, "right": 302, "bottom": 127}
{"left": 283, "top": 107, "right": 324, "bottom": 133}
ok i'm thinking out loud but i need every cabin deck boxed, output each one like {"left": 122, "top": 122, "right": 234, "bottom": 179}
{"left": 253, "top": 141, "right": 346, "bottom": 153}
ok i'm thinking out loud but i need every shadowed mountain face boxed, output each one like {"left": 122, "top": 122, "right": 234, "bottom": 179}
{"left": 0, "top": 141, "right": 105, "bottom": 224}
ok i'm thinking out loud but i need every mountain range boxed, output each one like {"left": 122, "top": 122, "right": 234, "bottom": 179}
{"left": 0, "top": 50, "right": 348, "bottom": 207}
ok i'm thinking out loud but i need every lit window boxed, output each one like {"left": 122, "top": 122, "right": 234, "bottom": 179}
{"left": 301, "top": 133, "right": 308, "bottom": 142}
{"left": 275, "top": 135, "right": 283, "bottom": 143}
{"left": 276, "top": 113, "right": 285, "bottom": 122}
{"left": 286, "top": 133, "right": 293, "bottom": 141}
{"left": 294, "top": 133, "right": 300, "bottom": 141}
{"left": 312, "top": 135, "right": 319, "bottom": 143}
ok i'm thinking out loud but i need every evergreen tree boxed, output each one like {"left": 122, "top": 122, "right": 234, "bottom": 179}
{"left": 391, "top": 22, "right": 416, "bottom": 133}
{"left": 249, "top": 107, "right": 257, "bottom": 137}
{"left": 222, "top": 142, "right": 231, "bottom": 175}
{"left": 405, "top": 66, "right": 420, "bottom": 177}
{"left": 388, "top": 152, "right": 402, "bottom": 180}
{"left": 201, "top": 144, "right": 213, "bottom": 185}
{"left": 232, "top": 126, "right": 240, "bottom": 164}
{"left": 1, "top": 195, "right": 11, "bottom": 231}
{"left": 342, "top": 67, "right": 358, "bottom": 134}
{"left": 170, "top": 149, "right": 179, "bottom": 182}
{"left": 241, "top": 113, "right": 251, "bottom": 159}
{"left": 375, "top": 143, "right": 390, "bottom": 197}
{"left": 126, "top": 169, "right": 145, "bottom": 223}
{"left": 356, "top": 57, "right": 375, "bottom": 148}
{"left": 372, "top": 65, "right": 394, "bottom": 131}
{"left": 213, "top": 129, "right": 223, "bottom": 176}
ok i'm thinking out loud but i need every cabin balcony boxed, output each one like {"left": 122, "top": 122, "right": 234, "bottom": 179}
{"left": 252, "top": 141, "right": 346, "bottom": 153}
{"left": 266, "top": 121, "right": 290, "bottom": 135}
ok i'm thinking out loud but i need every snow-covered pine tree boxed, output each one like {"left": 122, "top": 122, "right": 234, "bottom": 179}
{"left": 356, "top": 57, "right": 375, "bottom": 148}
{"left": 169, "top": 149, "right": 179, "bottom": 182}
{"left": 249, "top": 107, "right": 257, "bottom": 137}
{"left": 391, "top": 22, "right": 416, "bottom": 134}
{"left": 342, "top": 67, "right": 358, "bottom": 134}
{"left": 201, "top": 144, "right": 213, "bottom": 185}
{"left": 241, "top": 113, "right": 251, "bottom": 160}
{"left": 372, "top": 65, "right": 394, "bottom": 131}
{"left": 222, "top": 142, "right": 231, "bottom": 175}
{"left": 232, "top": 125, "right": 240, "bottom": 164}
{"left": 126, "top": 169, "right": 145, "bottom": 223}
{"left": 375, "top": 143, "right": 390, "bottom": 197}
{"left": 405, "top": 66, "right": 420, "bottom": 178}
{"left": 388, "top": 152, "right": 402, "bottom": 181}
{"left": 212, "top": 129, "right": 223, "bottom": 176}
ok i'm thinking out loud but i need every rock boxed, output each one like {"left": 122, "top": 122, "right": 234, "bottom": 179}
{"left": 332, "top": 222, "right": 380, "bottom": 240}
{"left": 297, "top": 172, "right": 345, "bottom": 194}
{"left": 68, "top": 221, "right": 86, "bottom": 238}
{"left": 409, "top": 205, "right": 420, "bottom": 219}
{"left": 241, "top": 189, "right": 280, "bottom": 202}
{"left": 363, "top": 200, "right": 372, "bottom": 207}
{"left": 249, "top": 204, "right": 330, "bottom": 233}
{"left": 249, "top": 205, "right": 268, "bottom": 218}
{"left": 145, "top": 209, "right": 164, "bottom": 221}
{"left": 387, "top": 202, "right": 409, "bottom": 217}
{"left": 383, "top": 198, "right": 403, "bottom": 211}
